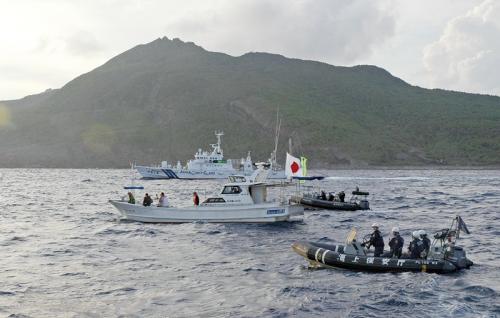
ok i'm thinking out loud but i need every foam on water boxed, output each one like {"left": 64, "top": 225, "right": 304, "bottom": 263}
{"left": 0, "top": 169, "right": 499, "bottom": 317}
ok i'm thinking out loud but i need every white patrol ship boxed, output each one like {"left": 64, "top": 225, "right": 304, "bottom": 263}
{"left": 135, "top": 131, "right": 285, "bottom": 179}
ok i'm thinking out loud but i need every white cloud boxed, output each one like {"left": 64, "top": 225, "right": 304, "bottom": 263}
{"left": 423, "top": 0, "right": 500, "bottom": 95}
{"left": 0, "top": 0, "right": 396, "bottom": 100}
{"left": 167, "top": 0, "right": 395, "bottom": 64}
{"left": 1, "top": 0, "right": 499, "bottom": 100}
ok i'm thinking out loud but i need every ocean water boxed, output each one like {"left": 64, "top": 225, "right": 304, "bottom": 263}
{"left": 0, "top": 169, "right": 499, "bottom": 317}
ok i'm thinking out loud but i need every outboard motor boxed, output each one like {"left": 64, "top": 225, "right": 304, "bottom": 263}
{"left": 430, "top": 216, "right": 473, "bottom": 270}
{"left": 446, "top": 246, "right": 473, "bottom": 269}
{"left": 351, "top": 190, "right": 370, "bottom": 210}
{"left": 358, "top": 200, "right": 369, "bottom": 210}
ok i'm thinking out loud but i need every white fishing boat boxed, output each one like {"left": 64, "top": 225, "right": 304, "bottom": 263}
{"left": 109, "top": 169, "right": 303, "bottom": 223}
{"left": 135, "top": 131, "right": 286, "bottom": 180}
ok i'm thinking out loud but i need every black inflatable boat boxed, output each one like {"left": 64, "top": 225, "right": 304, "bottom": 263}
{"left": 292, "top": 216, "right": 473, "bottom": 274}
{"left": 298, "top": 196, "right": 360, "bottom": 211}
{"left": 292, "top": 189, "right": 370, "bottom": 211}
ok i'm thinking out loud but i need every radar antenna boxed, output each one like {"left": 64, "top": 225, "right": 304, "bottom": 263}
{"left": 211, "top": 131, "right": 224, "bottom": 155}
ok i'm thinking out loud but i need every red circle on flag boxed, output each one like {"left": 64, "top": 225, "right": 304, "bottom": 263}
{"left": 291, "top": 161, "right": 300, "bottom": 173}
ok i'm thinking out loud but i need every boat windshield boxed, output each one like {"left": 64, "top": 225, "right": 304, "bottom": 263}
{"left": 228, "top": 176, "right": 246, "bottom": 183}
{"left": 222, "top": 186, "right": 242, "bottom": 194}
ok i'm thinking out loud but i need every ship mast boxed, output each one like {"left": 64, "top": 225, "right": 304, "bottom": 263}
{"left": 213, "top": 131, "right": 224, "bottom": 155}
{"left": 271, "top": 108, "right": 281, "bottom": 166}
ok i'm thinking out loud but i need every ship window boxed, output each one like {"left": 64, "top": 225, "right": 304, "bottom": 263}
{"left": 228, "top": 176, "right": 246, "bottom": 183}
{"left": 222, "top": 186, "right": 242, "bottom": 194}
{"left": 203, "top": 198, "right": 226, "bottom": 203}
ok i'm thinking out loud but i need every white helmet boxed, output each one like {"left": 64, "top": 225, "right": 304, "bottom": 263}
{"left": 418, "top": 230, "right": 427, "bottom": 237}
{"left": 392, "top": 227, "right": 400, "bottom": 233}
{"left": 371, "top": 223, "right": 380, "bottom": 228}
{"left": 412, "top": 231, "right": 420, "bottom": 239}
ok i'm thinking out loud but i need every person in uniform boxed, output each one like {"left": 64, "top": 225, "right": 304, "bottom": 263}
{"left": 362, "top": 223, "right": 385, "bottom": 257}
{"left": 328, "top": 192, "right": 334, "bottom": 201}
{"left": 338, "top": 191, "right": 346, "bottom": 203}
{"left": 419, "top": 230, "right": 431, "bottom": 258}
{"left": 320, "top": 190, "right": 327, "bottom": 200}
{"left": 408, "top": 231, "right": 424, "bottom": 259}
{"left": 388, "top": 227, "right": 404, "bottom": 258}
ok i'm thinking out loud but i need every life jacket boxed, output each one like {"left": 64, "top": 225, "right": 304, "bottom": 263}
{"left": 371, "top": 230, "right": 384, "bottom": 248}
{"left": 409, "top": 239, "right": 424, "bottom": 258}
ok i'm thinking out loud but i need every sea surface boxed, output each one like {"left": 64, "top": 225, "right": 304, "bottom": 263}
{"left": 0, "top": 169, "right": 499, "bottom": 318}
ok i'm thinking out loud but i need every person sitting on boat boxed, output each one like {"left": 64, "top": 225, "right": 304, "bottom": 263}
{"left": 408, "top": 231, "right": 425, "bottom": 259}
{"left": 143, "top": 193, "right": 153, "bottom": 206}
{"left": 158, "top": 192, "right": 169, "bottom": 207}
{"left": 320, "top": 191, "right": 327, "bottom": 200}
{"left": 193, "top": 192, "right": 200, "bottom": 206}
{"left": 231, "top": 186, "right": 241, "bottom": 194}
{"left": 361, "top": 223, "right": 385, "bottom": 257}
{"left": 127, "top": 192, "right": 135, "bottom": 204}
{"left": 388, "top": 227, "right": 404, "bottom": 258}
{"left": 419, "top": 230, "right": 431, "bottom": 258}
{"left": 338, "top": 191, "right": 346, "bottom": 203}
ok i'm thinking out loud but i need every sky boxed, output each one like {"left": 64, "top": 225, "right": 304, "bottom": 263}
{"left": 1, "top": 0, "right": 499, "bottom": 100}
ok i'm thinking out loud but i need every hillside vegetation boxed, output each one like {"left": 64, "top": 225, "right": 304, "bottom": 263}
{"left": 1, "top": 37, "right": 500, "bottom": 168}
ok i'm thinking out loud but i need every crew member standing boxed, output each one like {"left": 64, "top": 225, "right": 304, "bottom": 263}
{"left": 388, "top": 227, "right": 404, "bottom": 258}
{"left": 338, "top": 191, "right": 346, "bottom": 202}
{"left": 408, "top": 231, "right": 424, "bottom": 259}
{"left": 419, "top": 230, "right": 431, "bottom": 258}
{"left": 362, "top": 223, "right": 385, "bottom": 257}
{"left": 193, "top": 192, "right": 200, "bottom": 206}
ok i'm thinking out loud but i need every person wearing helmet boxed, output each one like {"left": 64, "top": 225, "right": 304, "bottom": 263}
{"left": 338, "top": 191, "right": 346, "bottom": 202}
{"left": 320, "top": 190, "right": 327, "bottom": 200}
{"left": 408, "top": 231, "right": 424, "bottom": 259}
{"left": 362, "top": 223, "right": 385, "bottom": 257}
{"left": 419, "top": 230, "right": 431, "bottom": 258}
{"left": 388, "top": 227, "right": 404, "bottom": 258}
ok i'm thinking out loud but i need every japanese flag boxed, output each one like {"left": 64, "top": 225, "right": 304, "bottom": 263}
{"left": 285, "top": 153, "right": 303, "bottom": 179}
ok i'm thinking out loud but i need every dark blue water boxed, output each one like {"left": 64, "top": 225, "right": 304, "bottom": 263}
{"left": 0, "top": 169, "right": 499, "bottom": 317}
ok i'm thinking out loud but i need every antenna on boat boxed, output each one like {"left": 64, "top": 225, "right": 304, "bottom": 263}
{"left": 213, "top": 131, "right": 224, "bottom": 155}
{"left": 270, "top": 107, "right": 281, "bottom": 168}
{"left": 125, "top": 161, "right": 144, "bottom": 194}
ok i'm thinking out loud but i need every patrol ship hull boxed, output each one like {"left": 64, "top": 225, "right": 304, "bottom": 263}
{"left": 110, "top": 200, "right": 303, "bottom": 223}
{"left": 135, "top": 165, "right": 234, "bottom": 179}
{"left": 135, "top": 165, "right": 286, "bottom": 180}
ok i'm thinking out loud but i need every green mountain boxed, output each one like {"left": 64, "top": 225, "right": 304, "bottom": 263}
{"left": 1, "top": 37, "right": 500, "bottom": 168}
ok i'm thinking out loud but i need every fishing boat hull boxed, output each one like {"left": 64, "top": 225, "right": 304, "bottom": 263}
{"left": 109, "top": 200, "right": 303, "bottom": 223}
{"left": 292, "top": 241, "right": 472, "bottom": 273}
